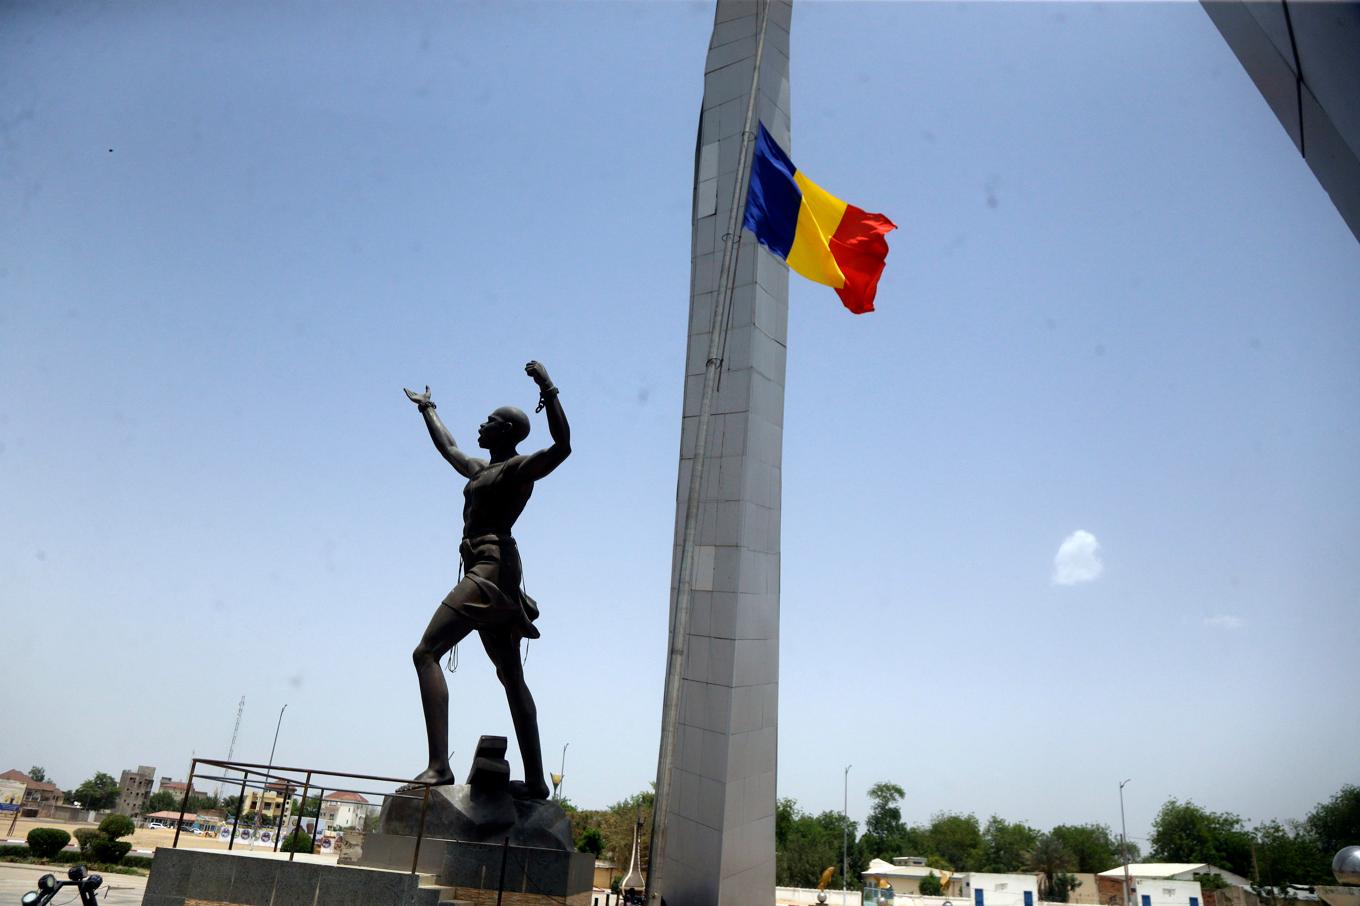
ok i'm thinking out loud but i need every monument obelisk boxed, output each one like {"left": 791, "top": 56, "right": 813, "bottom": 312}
{"left": 649, "top": 2, "right": 791, "bottom": 903}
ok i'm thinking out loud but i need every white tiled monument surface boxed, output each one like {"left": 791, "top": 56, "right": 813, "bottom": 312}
{"left": 659, "top": 2, "right": 792, "bottom": 904}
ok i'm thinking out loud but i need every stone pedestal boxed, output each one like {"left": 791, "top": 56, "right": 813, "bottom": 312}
{"left": 142, "top": 848, "right": 437, "bottom": 906}
{"left": 351, "top": 834, "right": 594, "bottom": 906}
{"left": 375, "top": 736, "right": 574, "bottom": 850}
{"left": 348, "top": 736, "right": 592, "bottom": 905}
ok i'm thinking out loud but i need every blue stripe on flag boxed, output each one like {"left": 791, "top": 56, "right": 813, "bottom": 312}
{"left": 742, "top": 123, "right": 800, "bottom": 259}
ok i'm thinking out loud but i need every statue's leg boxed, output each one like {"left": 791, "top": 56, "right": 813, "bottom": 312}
{"left": 410, "top": 594, "right": 476, "bottom": 785}
{"left": 480, "top": 629, "right": 549, "bottom": 799}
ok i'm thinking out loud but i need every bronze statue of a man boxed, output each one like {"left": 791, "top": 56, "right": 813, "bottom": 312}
{"left": 403, "top": 361, "right": 570, "bottom": 798}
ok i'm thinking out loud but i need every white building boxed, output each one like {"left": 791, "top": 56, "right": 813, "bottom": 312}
{"left": 319, "top": 791, "right": 371, "bottom": 830}
{"left": 1097, "top": 864, "right": 1250, "bottom": 887}
{"left": 1096, "top": 863, "right": 1250, "bottom": 906}
{"left": 963, "top": 872, "right": 1043, "bottom": 906}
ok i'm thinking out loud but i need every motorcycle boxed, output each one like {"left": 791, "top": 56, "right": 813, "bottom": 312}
{"left": 21, "top": 864, "right": 103, "bottom": 905}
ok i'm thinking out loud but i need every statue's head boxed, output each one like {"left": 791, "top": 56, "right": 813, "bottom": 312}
{"left": 478, "top": 406, "right": 530, "bottom": 450}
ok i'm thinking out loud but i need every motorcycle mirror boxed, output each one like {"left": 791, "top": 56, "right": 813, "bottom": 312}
{"left": 21, "top": 892, "right": 40, "bottom": 906}
{"left": 38, "top": 874, "right": 58, "bottom": 890}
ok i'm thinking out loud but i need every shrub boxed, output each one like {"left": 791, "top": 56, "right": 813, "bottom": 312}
{"left": 98, "top": 814, "right": 135, "bottom": 840}
{"left": 89, "top": 838, "right": 132, "bottom": 864}
{"left": 576, "top": 828, "right": 605, "bottom": 856}
{"left": 73, "top": 828, "right": 102, "bottom": 856}
{"left": 26, "top": 828, "right": 71, "bottom": 859}
{"left": 919, "top": 872, "right": 944, "bottom": 896}
{"left": 279, "top": 830, "right": 313, "bottom": 853}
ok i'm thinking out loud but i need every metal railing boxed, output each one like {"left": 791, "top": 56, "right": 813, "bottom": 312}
{"left": 171, "top": 757, "right": 439, "bottom": 874}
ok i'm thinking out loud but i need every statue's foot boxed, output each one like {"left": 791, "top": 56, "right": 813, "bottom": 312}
{"left": 400, "top": 767, "right": 455, "bottom": 791}
{"left": 508, "top": 779, "right": 550, "bottom": 800}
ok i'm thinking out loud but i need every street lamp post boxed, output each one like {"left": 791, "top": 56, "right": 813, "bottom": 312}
{"left": 1120, "top": 779, "right": 1133, "bottom": 906}
{"left": 250, "top": 704, "right": 287, "bottom": 851}
{"left": 843, "top": 764, "right": 852, "bottom": 906}
{"left": 558, "top": 742, "right": 569, "bottom": 801}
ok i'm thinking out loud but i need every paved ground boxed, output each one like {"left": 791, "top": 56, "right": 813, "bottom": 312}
{"left": 0, "top": 862, "right": 147, "bottom": 905}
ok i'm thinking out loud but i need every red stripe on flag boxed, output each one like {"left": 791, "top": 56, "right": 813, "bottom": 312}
{"left": 829, "top": 205, "right": 897, "bottom": 314}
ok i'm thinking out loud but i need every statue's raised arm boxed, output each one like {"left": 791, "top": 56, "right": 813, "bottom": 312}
{"left": 514, "top": 361, "right": 571, "bottom": 481}
{"left": 404, "top": 385, "right": 484, "bottom": 479}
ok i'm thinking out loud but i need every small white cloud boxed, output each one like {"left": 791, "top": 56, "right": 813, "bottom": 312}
{"left": 1052, "top": 530, "right": 1103, "bottom": 586}
{"left": 1203, "top": 614, "right": 1243, "bottom": 630}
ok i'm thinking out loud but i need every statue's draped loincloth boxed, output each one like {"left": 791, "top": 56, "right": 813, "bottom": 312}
{"left": 443, "top": 533, "right": 540, "bottom": 639}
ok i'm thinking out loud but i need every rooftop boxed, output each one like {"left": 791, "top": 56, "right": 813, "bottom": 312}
{"left": 0, "top": 769, "right": 59, "bottom": 793}
{"left": 1096, "top": 864, "right": 1244, "bottom": 881}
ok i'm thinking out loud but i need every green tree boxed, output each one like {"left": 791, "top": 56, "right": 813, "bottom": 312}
{"left": 28, "top": 766, "right": 48, "bottom": 784}
{"left": 27, "top": 828, "right": 71, "bottom": 858}
{"left": 1028, "top": 832, "right": 1076, "bottom": 897}
{"left": 291, "top": 795, "right": 323, "bottom": 818}
{"left": 1149, "top": 799, "right": 1253, "bottom": 878}
{"left": 1049, "top": 873, "right": 1082, "bottom": 903}
{"left": 1049, "top": 823, "right": 1125, "bottom": 873}
{"left": 777, "top": 797, "right": 860, "bottom": 888}
{"left": 920, "top": 872, "right": 944, "bottom": 896}
{"left": 98, "top": 814, "right": 135, "bottom": 840}
{"left": 1305, "top": 785, "right": 1360, "bottom": 859}
{"left": 860, "top": 782, "right": 908, "bottom": 862}
{"left": 566, "top": 789, "right": 653, "bottom": 878}
{"left": 280, "top": 829, "right": 313, "bottom": 853}
{"left": 978, "top": 815, "right": 1040, "bottom": 872}
{"left": 147, "top": 791, "right": 179, "bottom": 813}
{"left": 1253, "top": 820, "right": 1330, "bottom": 886}
{"left": 577, "top": 827, "right": 605, "bottom": 856}
{"left": 926, "top": 813, "right": 984, "bottom": 871}
{"left": 74, "top": 772, "right": 120, "bottom": 811}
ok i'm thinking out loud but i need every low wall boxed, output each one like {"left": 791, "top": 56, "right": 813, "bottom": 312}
{"left": 143, "top": 847, "right": 433, "bottom": 906}
{"left": 777, "top": 886, "right": 863, "bottom": 906}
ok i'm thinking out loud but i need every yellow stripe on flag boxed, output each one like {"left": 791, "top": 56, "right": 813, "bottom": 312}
{"left": 786, "top": 171, "right": 849, "bottom": 288}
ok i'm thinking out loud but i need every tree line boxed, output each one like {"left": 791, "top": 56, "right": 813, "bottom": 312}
{"left": 773, "top": 781, "right": 1358, "bottom": 894}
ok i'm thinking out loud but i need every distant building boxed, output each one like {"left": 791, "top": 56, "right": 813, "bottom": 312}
{"left": 319, "top": 791, "right": 371, "bottom": 830}
{"left": 115, "top": 766, "right": 156, "bottom": 817}
{"left": 158, "top": 777, "right": 195, "bottom": 802}
{"left": 1096, "top": 864, "right": 1248, "bottom": 906}
{"left": 862, "top": 857, "right": 962, "bottom": 896}
{"left": 861, "top": 865, "right": 1041, "bottom": 905}
{"left": 964, "top": 871, "right": 1044, "bottom": 906}
{"left": 241, "top": 781, "right": 295, "bottom": 822}
{"left": 0, "top": 769, "right": 64, "bottom": 816}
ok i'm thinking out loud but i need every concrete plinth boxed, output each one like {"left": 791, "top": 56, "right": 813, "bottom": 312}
{"left": 142, "top": 848, "right": 437, "bottom": 906}
{"left": 351, "top": 833, "right": 594, "bottom": 906}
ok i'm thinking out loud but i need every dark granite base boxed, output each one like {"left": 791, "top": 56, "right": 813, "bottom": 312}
{"left": 143, "top": 848, "right": 439, "bottom": 906}
{"left": 379, "top": 784, "right": 575, "bottom": 850}
{"left": 379, "top": 736, "right": 574, "bottom": 850}
{"left": 351, "top": 833, "right": 594, "bottom": 903}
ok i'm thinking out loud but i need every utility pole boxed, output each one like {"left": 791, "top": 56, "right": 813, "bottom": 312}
{"left": 844, "top": 764, "right": 853, "bottom": 906}
{"left": 1120, "top": 779, "right": 1133, "bottom": 906}
{"left": 559, "top": 743, "right": 569, "bottom": 801}
{"left": 250, "top": 703, "right": 287, "bottom": 851}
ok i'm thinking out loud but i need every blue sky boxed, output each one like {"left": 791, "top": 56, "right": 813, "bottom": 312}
{"left": 2, "top": 0, "right": 1357, "bottom": 846}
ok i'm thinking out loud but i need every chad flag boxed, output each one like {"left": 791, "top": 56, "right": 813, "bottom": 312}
{"left": 741, "top": 123, "right": 896, "bottom": 314}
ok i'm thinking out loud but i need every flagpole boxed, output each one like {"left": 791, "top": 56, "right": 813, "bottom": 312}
{"left": 647, "top": 1, "right": 773, "bottom": 901}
